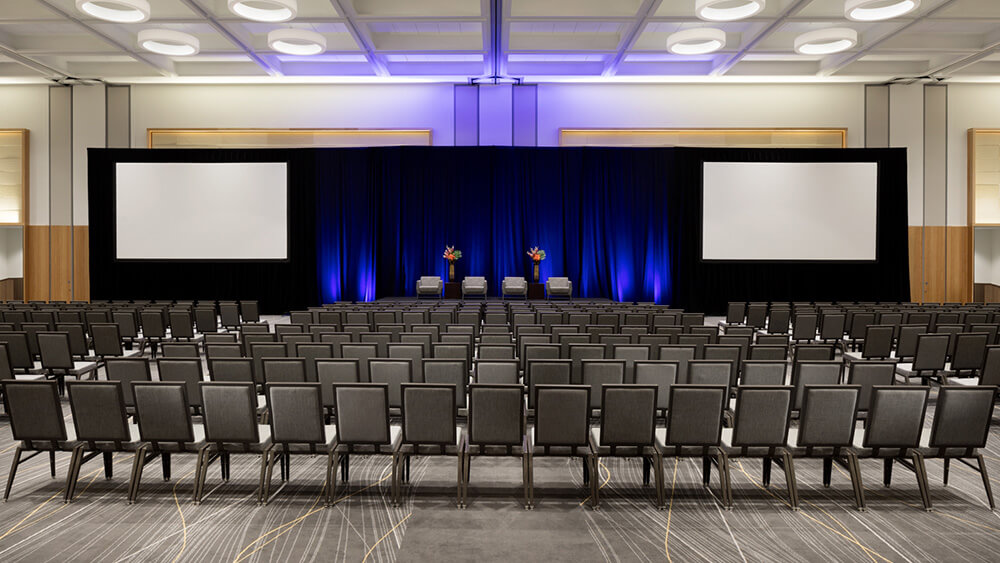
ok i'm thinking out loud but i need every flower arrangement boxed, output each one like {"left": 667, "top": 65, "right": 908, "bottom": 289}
{"left": 527, "top": 247, "right": 546, "bottom": 262}
{"left": 443, "top": 245, "right": 462, "bottom": 262}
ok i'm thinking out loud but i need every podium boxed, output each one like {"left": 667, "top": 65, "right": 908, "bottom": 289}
{"left": 527, "top": 283, "right": 545, "bottom": 300}
{"left": 444, "top": 282, "right": 461, "bottom": 299}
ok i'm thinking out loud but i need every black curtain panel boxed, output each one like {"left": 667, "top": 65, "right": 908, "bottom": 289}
{"left": 88, "top": 148, "right": 319, "bottom": 313}
{"left": 89, "top": 146, "right": 909, "bottom": 313}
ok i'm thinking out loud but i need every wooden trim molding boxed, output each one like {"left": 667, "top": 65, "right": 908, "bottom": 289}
{"left": 559, "top": 127, "right": 848, "bottom": 148}
{"left": 147, "top": 128, "right": 434, "bottom": 148}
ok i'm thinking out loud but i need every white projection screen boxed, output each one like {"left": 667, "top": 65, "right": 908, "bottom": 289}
{"left": 115, "top": 162, "right": 288, "bottom": 260}
{"left": 702, "top": 161, "right": 878, "bottom": 261}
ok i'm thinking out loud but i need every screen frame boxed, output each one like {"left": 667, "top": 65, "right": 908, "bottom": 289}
{"left": 698, "top": 159, "right": 881, "bottom": 265}
{"left": 111, "top": 160, "right": 292, "bottom": 264}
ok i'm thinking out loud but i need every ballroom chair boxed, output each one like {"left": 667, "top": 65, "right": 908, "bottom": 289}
{"left": 393, "top": 383, "right": 463, "bottom": 506}
{"left": 462, "top": 384, "right": 528, "bottom": 509}
{"left": 502, "top": 277, "right": 527, "bottom": 300}
{"left": 422, "top": 359, "right": 469, "bottom": 413}
{"left": 2, "top": 381, "right": 77, "bottom": 501}
{"left": 473, "top": 360, "right": 519, "bottom": 384}
{"left": 592, "top": 384, "right": 661, "bottom": 509}
{"left": 157, "top": 358, "right": 206, "bottom": 413}
{"left": 329, "top": 383, "right": 397, "bottom": 505}
{"left": 526, "top": 385, "right": 593, "bottom": 509}
{"left": 741, "top": 360, "right": 787, "bottom": 386}
{"left": 263, "top": 383, "right": 338, "bottom": 505}
{"left": 634, "top": 361, "right": 679, "bottom": 418}
{"left": 581, "top": 360, "right": 625, "bottom": 412}
{"left": 105, "top": 357, "right": 152, "bottom": 413}
{"left": 545, "top": 277, "right": 573, "bottom": 300}
{"left": 416, "top": 276, "right": 443, "bottom": 299}
{"left": 462, "top": 276, "right": 488, "bottom": 300}
{"left": 38, "top": 332, "right": 98, "bottom": 395}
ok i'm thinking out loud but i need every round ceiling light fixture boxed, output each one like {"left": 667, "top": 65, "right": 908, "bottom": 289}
{"left": 695, "top": 0, "right": 765, "bottom": 21}
{"left": 667, "top": 28, "right": 727, "bottom": 55}
{"left": 138, "top": 29, "right": 200, "bottom": 56}
{"left": 76, "top": 0, "right": 150, "bottom": 23}
{"left": 793, "top": 27, "right": 858, "bottom": 55}
{"left": 845, "top": 0, "right": 920, "bottom": 21}
{"left": 268, "top": 29, "right": 327, "bottom": 55}
{"left": 228, "top": 0, "right": 297, "bottom": 23}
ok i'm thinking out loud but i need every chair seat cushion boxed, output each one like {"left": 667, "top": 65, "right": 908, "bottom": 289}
{"left": 278, "top": 425, "right": 339, "bottom": 454}
{"left": 590, "top": 427, "right": 656, "bottom": 457}
{"left": 720, "top": 428, "right": 787, "bottom": 457}
{"left": 529, "top": 427, "right": 591, "bottom": 457}
{"left": 334, "top": 425, "right": 400, "bottom": 454}
{"left": 396, "top": 425, "right": 463, "bottom": 456}
{"left": 784, "top": 428, "right": 853, "bottom": 457}
{"left": 652, "top": 427, "right": 717, "bottom": 457}
{"left": 78, "top": 424, "right": 143, "bottom": 452}
{"left": 143, "top": 424, "right": 207, "bottom": 453}
{"left": 207, "top": 425, "right": 273, "bottom": 453}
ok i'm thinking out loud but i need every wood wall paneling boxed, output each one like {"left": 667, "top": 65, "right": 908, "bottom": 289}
{"left": 946, "top": 226, "right": 971, "bottom": 303}
{"left": 73, "top": 225, "right": 89, "bottom": 301}
{"left": 908, "top": 225, "right": 972, "bottom": 304}
{"left": 25, "top": 225, "right": 48, "bottom": 301}
{"left": 50, "top": 225, "right": 72, "bottom": 302}
{"left": 908, "top": 226, "right": 923, "bottom": 302}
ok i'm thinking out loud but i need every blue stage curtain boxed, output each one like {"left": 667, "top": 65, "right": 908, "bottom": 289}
{"left": 315, "top": 146, "right": 674, "bottom": 303}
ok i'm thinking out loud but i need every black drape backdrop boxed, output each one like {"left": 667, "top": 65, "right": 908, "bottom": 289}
{"left": 89, "top": 146, "right": 909, "bottom": 314}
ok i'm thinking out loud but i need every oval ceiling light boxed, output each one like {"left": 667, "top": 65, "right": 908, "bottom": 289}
{"left": 228, "top": 0, "right": 297, "bottom": 23}
{"left": 793, "top": 28, "right": 858, "bottom": 55}
{"left": 138, "top": 29, "right": 200, "bottom": 56}
{"left": 667, "top": 28, "right": 727, "bottom": 55}
{"left": 76, "top": 0, "right": 150, "bottom": 23}
{"left": 845, "top": 0, "right": 920, "bottom": 21}
{"left": 268, "top": 29, "right": 327, "bottom": 56}
{"left": 696, "top": 0, "right": 765, "bottom": 21}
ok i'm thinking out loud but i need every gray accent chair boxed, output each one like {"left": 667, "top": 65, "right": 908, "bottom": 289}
{"left": 2, "top": 381, "right": 77, "bottom": 501}
{"left": 545, "top": 277, "right": 573, "bottom": 300}
{"left": 501, "top": 277, "right": 527, "bottom": 300}
{"left": 462, "top": 384, "right": 528, "bottom": 509}
{"left": 721, "top": 385, "right": 796, "bottom": 510}
{"left": 330, "top": 383, "right": 399, "bottom": 505}
{"left": 786, "top": 385, "right": 864, "bottom": 511}
{"left": 195, "top": 382, "right": 271, "bottom": 504}
{"left": 527, "top": 385, "right": 593, "bottom": 509}
{"left": 592, "top": 384, "right": 661, "bottom": 509}
{"left": 128, "top": 382, "right": 206, "bottom": 503}
{"left": 904, "top": 334, "right": 949, "bottom": 384}
{"left": 393, "top": 383, "right": 463, "bottom": 506}
{"left": 853, "top": 385, "right": 932, "bottom": 511}
{"left": 65, "top": 381, "right": 141, "bottom": 503}
{"left": 263, "top": 382, "right": 338, "bottom": 505}
{"left": 219, "top": 302, "right": 240, "bottom": 330}
{"left": 38, "top": 331, "right": 98, "bottom": 395}
{"left": 950, "top": 332, "right": 989, "bottom": 378}
{"left": 416, "top": 276, "right": 443, "bottom": 299}
{"left": 919, "top": 385, "right": 995, "bottom": 510}
{"left": 462, "top": 276, "right": 488, "bottom": 300}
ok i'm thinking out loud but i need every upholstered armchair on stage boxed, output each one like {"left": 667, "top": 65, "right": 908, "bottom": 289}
{"left": 501, "top": 277, "right": 527, "bottom": 300}
{"left": 416, "top": 276, "right": 443, "bottom": 299}
{"left": 545, "top": 277, "right": 573, "bottom": 300}
{"left": 462, "top": 276, "right": 488, "bottom": 299}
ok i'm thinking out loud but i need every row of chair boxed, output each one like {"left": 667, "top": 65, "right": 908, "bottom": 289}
{"left": 415, "top": 276, "right": 574, "bottom": 299}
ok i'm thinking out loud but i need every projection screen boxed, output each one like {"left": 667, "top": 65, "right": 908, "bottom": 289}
{"left": 115, "top": 162, "right": 288, "bottom": 260}
{"left": 702, "top": 161, "right": 878, "bottom": 261}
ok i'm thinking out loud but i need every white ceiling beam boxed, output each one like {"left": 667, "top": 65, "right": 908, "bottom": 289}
{"left": 925, "top": 39, "right": 1000, "bottom": 77}
{"left": 710, "top": 0, "right": 812, "bottom": 77}
{"left": 34, "top": 0, "right": 176, "bottom": 77}
{"left": 329, "top": 0, "right": 390, "bottom": 76}
{"left": 601, "top": 0, "right": 661, "bottom": 77}
{"left": 0, "top": 40, "right": 70, "bottom": 79}
{"left": 177, "top": 0, "right": 282, "bottom": 77}
{"left": 818, "top": 0, "right": 961, "bottom": 77}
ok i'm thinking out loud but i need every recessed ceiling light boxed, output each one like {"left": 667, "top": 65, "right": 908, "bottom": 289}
{"left": 138, "top": 29, "right": 200, "bottom": 56}
{"left": 76, "top": 0, "right": 150, "bottom": 23}
{"left": 845, "top": 0, "right": 920, "bottom": 21}
{"left": 228, "top": 0, "right": 297, "bottom": 23}
{"left": 793, "top": 28, "right": 858, "bottom": 55}
{"left": 696, "top": 0, "right": 765, "bottom": 22}
{"left": 667, "top": 28, "right": 727, "bottom": 55}
{"left": 268, "top": 29, "right": 327, "bottom": 56}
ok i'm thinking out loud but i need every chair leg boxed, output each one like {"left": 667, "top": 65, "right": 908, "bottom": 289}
{"left": 762, "top": 457, "right": 772, "bottom": 488}
{"left": 262, "top": 449, "right": 277, "bottom": 505}
{"left": 196, "top": 448, "right": 212, "bottom": 504}
{"left": 463, "top": 454, "right": 471, "bottom": 508}
{"left": 390, "top": 452, "right": 399, "bottom": 507}
{"left": 912, "top": 452, "right": 932, "bottom": 511}
{"left": 326, "top": 450, "right": 337, "bottom": 507}
{"left": 822, "top": 457, "right": 832, "bottom": 487}
{"left": 64, "top": 446, "right": 84, "bottom": 504}
{"left": 702, "top": 456, "right": 712, "bottom": 487}
{"left": 976, "top": 454, "right": 995, "bottom": 511}
{"left": 656, "top": 452, "right": 667, "bottom": 510}
{"left": 847, "top": 453, "right": 866, "bottom": 512}
{"left": 4, "top": 447, "right": 21, "bottom": 501}
{"left": 582, "top": 457, "right": 589, "bottom": 486}
{"left": 456, "top": 452, "right": 463, "bottom": 509}
{"left": 943, "top": 458, "right": 950, "bottom": 486}
{"left": 128, "top": 445, "right": 148, "bottom": 504}
{"left": 883, "top": 458, "right": 893, "bottom": 487}
{"left": 162, "top": 452, "right": 171, "bottom": 481}
{"left": 103, "top": 452, "right": 113, "bottom": 480}
{"left": 643, "top": 456, "right": 651, "bottom": 486}
{"left": 782, "top": 451, "right": 799, "bottom": 511}
{"left": 192, "top": 448, "right": 205, "bottom": 504}
{"left": 325, "top": 451, "right": 336, "bottom": 508}
{"left": 526, "top": 453, "right": 534, "bottom": 510}
{"left": 591, "top": 455, "right": 600, "bottom": 510}
{"left": 521, "top": 453, "right": 529, "bottom": 510}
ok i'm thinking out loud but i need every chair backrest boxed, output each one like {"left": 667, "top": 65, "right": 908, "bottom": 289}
{"left": 796, "top": 385, "right": 861, "bottom": 447}
{"left": 250, "top": 342, "right": 288, "bottom": 381}
{"left": 208, "top": 358, "right": 254, "bottom": 383}
{"left": 67, "top": 381, "right": 131, "bottom": 443}
{"left": 913, "top": 333, "right": 949, "bottom": 371}
{"left": 133, "top": 382, "right": 195, "bottom": 444}
{"left": 478, "top": 344, "right": 515, "bottom": 360}
{"left": 3, "top": 380, "right": 67, "bottom": 442}
{"left": 951, "top": 332, "right": 989, "bottom": 371}
{"left": 140, "top": 310, "right": 166, "bottom": 338}
{"left": 400, "top": 383, "right": 457, "bottom": 445}
{"left": 157, "top": 358, "right": 205, "bottom": 407}
{"left": 525, "top": 359, "right": 571, "bottom": 408}
{"left": 863, "top": 386, "right": 929, "bottom": 449}
{"left": 581, "top": 359, "right": 626, "bottom": 410}
{"left": 55, "top": 323, "right": 88, "bottom": 357}
{"left": 194, "top": 307, "right": 218, "bottom": 334}
{"left": 599, "top": 384, "right": 657, "bottom": 447}
{"left": 633, "top": 360, "right": 679, "bottom": 410}
{"left": 200, "top": 382, "right": 261, "bottom": 444}
{"left": 611, "top": 344, "right": 651, "bottom": 384}
{"left": 980, "top": 345, "right": 1000, "bottom": 386}
{"left": 687, "top": 360, "right": 733, "bottom": 398}
{"left": 293, "top": 342, "right": 334, "bottom": 383}
{"left": 731, "top": 386, "right": 793, "bottom": 447}
{"left": 206, "top": 343, "right": 243, "bottom": 359}
{"left": 368, "top": 358, "right": 412, "bottom": 408}
{"left": 467, "top": 383, "right": 525, "bottom": 446}
{"left": 339, "top": 343, "right": 378, "bottom": 382}
{"left": 38, "top": 331, "right": 74, "bottom": 370}
{"left": 315, "top": 358, "right": 360, "bottom": 408}
{"left": 662, "top": 384, "right": 726, "bottom": 447}
{"left": 567, "top": 343, "right": 605, "bottom": 384}
{"left": 268, "top": 382, "right": 327, "bottom": 445}
{"left": 105, "top": 357, "right": 152, "bottom": 407}
{"left": 474, "top": 360, "right": 519, "bottom": 384}
{"left": 928, "top": 386, "right": 996, "bottom": 449}
{"left": 741, "top": 360, "right": 787, "bottom": 386}
{"left": 862, "top": 325, "right": 895, "bottom": 359}
{"left": 0, "top": 343, "right": 13, "bottom": 380}
{"left": 422, "top": 359, "right": 468, "bottom": 408}
{"left": 333, "top": 383, "right": 391, "bottom": 445}
{"left": 792, "top": 344, "right": 836, "bottom": 363}
{"left": 895, "top": 325, "right": 926, "bottom": 358}
{"left": 161, "top": 343, "right": 200, "bottom": 358}
{"left": 791, "top": 360, "right": 843, "bottom": 410}
{"left": 656, "top": 345, "right": 696, "bottom": 383}
{"left": 846, "top": 360, "right": 897, "bottom": 413}
{"left": 168, "top": 311, "right": 194, "bottom": 339}
{"left": 262, "top": 357, "right": 307, "bottom": 383}
{"left": 0, "top": 331, "right": 34, "bottom": 369}
{"left": 534, "top": 385, "right": 590, "bottom": 447}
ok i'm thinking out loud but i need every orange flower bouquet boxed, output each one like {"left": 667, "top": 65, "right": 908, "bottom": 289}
{"left": 527, "top": 247, "right": 546, "bottom": 282}
{"left": 443, "top": 245, "right": 462, "bottom": 281}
